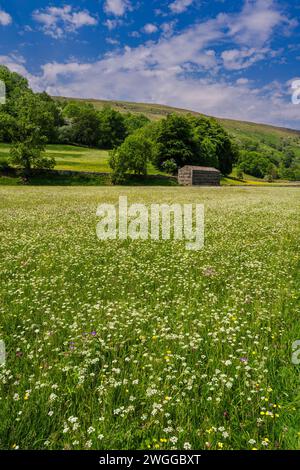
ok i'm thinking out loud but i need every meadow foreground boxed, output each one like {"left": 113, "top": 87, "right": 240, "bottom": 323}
{"left": 0, "top": 186, "right": 299, "bottom": 450}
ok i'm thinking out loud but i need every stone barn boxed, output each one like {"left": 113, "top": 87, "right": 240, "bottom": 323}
{"left": 178, "top": 165, "right": 221, "bottom": 186}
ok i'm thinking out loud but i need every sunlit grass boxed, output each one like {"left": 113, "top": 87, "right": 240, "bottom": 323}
{"left": 0, "top": 143, "right": 164, "bottom": 175}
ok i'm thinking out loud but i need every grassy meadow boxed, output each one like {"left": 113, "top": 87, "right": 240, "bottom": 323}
{"left": 0, "top": 186, "right": 299, "bottom": 450}
{"left": 0, "top": 143, "right": 169, "bottom": 185}
{"left": 0, "top": 143, "right": 111, "bottom": 173}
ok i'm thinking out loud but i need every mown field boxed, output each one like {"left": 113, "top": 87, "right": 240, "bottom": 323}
{"left": 0, "top": 143, "right": 165, "bottom": 175}
{"left": 0, "top": 143, "right": 110, "bottom": 173}
{"left": 0, "top": 186, "right": 299, "bottom": 450}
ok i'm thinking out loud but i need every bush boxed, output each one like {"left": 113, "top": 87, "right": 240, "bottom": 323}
{"left": 161, "top": 159, "right": 178, "bottom": 175}
{"left": 264, "top": 174, "right": 273, "bottom": 183}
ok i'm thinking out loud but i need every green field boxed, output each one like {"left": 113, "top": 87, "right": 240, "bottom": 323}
{"left": 0, "top": 143, "right": 166, "bottom": 177}
{"left": 0, "top": 143, "right": 110, "bottom": 173}
{"left": 0, "top": 186, "right": 299, "bottom": 450}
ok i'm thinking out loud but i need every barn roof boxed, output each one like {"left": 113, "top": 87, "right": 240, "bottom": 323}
{"left": 179, "top": 165, "right": 221, "bottom": 173}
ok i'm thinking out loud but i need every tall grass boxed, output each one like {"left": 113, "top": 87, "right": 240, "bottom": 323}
{"left": 0, "top": 186, "right": 299, "bottom": 450}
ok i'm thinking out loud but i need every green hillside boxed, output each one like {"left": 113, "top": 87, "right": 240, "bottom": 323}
{"left": 54, "top": 95, "right": 300, "bottom": 144}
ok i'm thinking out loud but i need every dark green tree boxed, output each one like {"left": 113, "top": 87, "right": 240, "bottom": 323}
{"left": 190, "top": 116, "right": 238, "bottom": 174}
{"left": 98, "top": 107, "right": 127, "bottom": 149}
{"left": 9, "top": 92, "right": 55, "bottom": 181}
{"left": 72, "top": 108, "right": 100, "bottom": 147}
{"left": 152, "top": 114, "right": 196, "bottom": 170}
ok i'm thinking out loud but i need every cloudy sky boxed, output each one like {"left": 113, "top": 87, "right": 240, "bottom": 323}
{"left": 1, "top": 0, "right": 300, "bottom": 128}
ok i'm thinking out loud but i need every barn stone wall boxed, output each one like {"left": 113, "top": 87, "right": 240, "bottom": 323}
{"left": 192, "top": 170, "right": 220, "bottom": 186}
{"left": 178, "top": 166, "right": 220, "bottom": 186}
{"left": 178, "top": 166, "right": 193, "bottom": 185}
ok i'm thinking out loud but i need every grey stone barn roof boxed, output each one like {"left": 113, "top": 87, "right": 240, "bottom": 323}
{"left": 179, "top": 165, "right": 221, "bottom": 173}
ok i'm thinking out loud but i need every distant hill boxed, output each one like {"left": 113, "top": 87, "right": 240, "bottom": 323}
{"left": 53, "top": 95, "right": 300, "bottom": 138}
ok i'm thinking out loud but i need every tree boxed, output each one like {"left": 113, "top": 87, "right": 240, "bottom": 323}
{"left": 109, "top": 132, "right": 152, "bottom": 183}
{"left": 72, "top": 108, "right": 100, "bottom": 147}
{"left": 36, "top": 92, "right": 64, "bottom": 141}
{"left": 152, "top": 114, "right": 196, "bottom": 170}
{"left": 123, "top": 112, "right": 150, "bottom": 134}
{"left": 0, "top": 66, "right": 63, "bottom": 144}
{"left": 62, "top": 102, "right": 100, "bottom": 147}
{"left": 63, "top": 101, "right": 89, "bottom": 119}
{"left": 11, "top": 91, "right": 57, "bottom": 142}
{"left": 238, "top": 151, "right": 270, "bottom": 178}
{"left": 98, "top": 107, "right": 127, "bottom": 149}
{"left": 282, "top": 147, "right": 295, "bottom": 168}
{"left": 10, "top": 124, "right": 51, "bottom": 182}
{"left": 198, "top": 137, "right": 219, "bottom": 168}
{"left": 9, "top": 93, "right": 55, "bottom": 181}
{"left": 190, "top": 116, "right": 238, "bottom": 174}
{"left": 0, "top": 65, "right": 29, "bottom": 108}
{"left": 57, "top": 125, "right": 75, "bottom": 145}
{"left": 0, "top": 112, "right": 16, "bottom": 142}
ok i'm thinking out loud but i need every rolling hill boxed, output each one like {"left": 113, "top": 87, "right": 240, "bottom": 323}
{"left": 53, "top": 96, "right": 300, "bottom": 145}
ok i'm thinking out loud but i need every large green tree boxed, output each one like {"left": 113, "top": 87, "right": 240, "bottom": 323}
{"left": 109, "top": 131, "right": 152, "bottom": 183}
{"left": 9, "top": 92, "right": 55, "bottom": 180}
{"left": 0, "top": 66, "right": 63, "bottom": 144}
{"left": 98, "top": 107, "right": 127, "bottom": 149}
{"left": 190, "top": 116, "right": 238, "bottom": 174}
{"left": 73, "top": 108, "right": 101, "bottom": 147}
{"left": 152, "top": 114, "right": 196, "bottom": 170}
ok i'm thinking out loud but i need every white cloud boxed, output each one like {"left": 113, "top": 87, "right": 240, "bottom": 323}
{"left": 104, "top": 0, "right": 131, "bottom": 17}
{"left": 224, "top": 0, "right": 288, "bottom": 47}
{"left": 106, "top": 38, "right": 120, "bottom": 46}
{"left": 236, "top": 78, "right": 250, "bottom": 86}
{"left": 161, "top": 21, "right": 177, "bottom": 37}
{"left": 143, "top": 24, "right": 158, "bottom": 34}
{"left": 169, "top": 0, "right": 194, "bottom": 14}
{"left": 0, "top": 9, "right": 12, "bottom": 26}
{"left": 0, "top": 54, "right": 42, "bottom": 89}
{"left": 104, "top": 18, "right": 123, "bottom": 30}
{"left": 32, "top": 55, "right": 300, "bottom": 128}
{"left": 1, "top": 0, "right": 299, "bottom": 128}
{"left": 221, "top": 48, "right": 270, "bottom": 70}
{"left": 32, "top": 5, "right": 98, "bottom": 38}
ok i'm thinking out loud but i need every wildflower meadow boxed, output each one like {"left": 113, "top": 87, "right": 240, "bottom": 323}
{"left": 0, "top": 186, "right": 299, "bottom": 450}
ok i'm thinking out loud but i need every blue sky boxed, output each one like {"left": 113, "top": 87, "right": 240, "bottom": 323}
{"left": 0, "top": 0, "right": 300, "bottom": 128}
